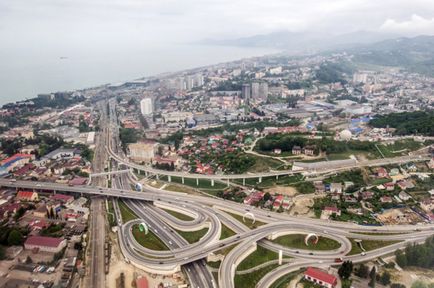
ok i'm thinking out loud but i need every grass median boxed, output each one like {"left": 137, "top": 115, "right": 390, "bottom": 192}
{"left": 272, "top": 234, "right": 341, "bottom": 251}
{"left": 132, "top": 224, "right": 169, "bottom": 251}
{"left": 348, "top": 238, "right": 401, "bottom": 255}
{"left": 175, "top": 227, "right": 208, "bottom": 244}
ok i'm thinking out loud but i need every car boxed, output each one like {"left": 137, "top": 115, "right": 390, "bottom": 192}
{"left": 219, "top": 244, "right": 225, "bottom": 247}
{"left": 36, "top": 184, "right": 41, "bottom": 187}
{"left": 361, "top": 252, "right": 366, "bottom": 256}
{"left": 168, "top": 241, "right": 172, "bottom": 245}
{"left": 334, "top": 258, "right": 343, "bottom": 263}
{"left": 295, "top": 251, "right": 299, "bottom": 254}
{"left": 236, "top": 236, "right": 240, "bottom": 239}
{"left": 159, "top": 261, "right": 164, "bottom": 264}
{"left": 309, "top": 252, "right": 313, "bottom": 255}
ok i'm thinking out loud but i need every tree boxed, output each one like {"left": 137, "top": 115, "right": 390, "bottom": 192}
{"left": 368, "top": 266, "right": 376, "bottom": 288}
{"left": 380, "top": 271, "right": 391, "bottom": 286}
{"left": 0, "top": 246, "right": 5, "bottom": 260}
{"left": 342, "top": 279, "right": 352, "bottom": 288}
{"left": 7, "top": 230, "right": 23, "bottom": 246}
{"left": 412, "top": 281, "right": 428, "bottom": 288}
{"left": 263, "top": 192, "right": 272, "bottom": 202}
{"left": 338, "top": 261, "right": 353, "bottom": 279}
{"left": 356, "top": 263, "right": 369, "bottom": 278}
{"left": 391, "top": 284, "right": 406, "bottom": 288}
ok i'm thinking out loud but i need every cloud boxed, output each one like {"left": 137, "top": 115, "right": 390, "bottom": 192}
{"left": 380, "top": 14, "right": 434, "bottom": 35}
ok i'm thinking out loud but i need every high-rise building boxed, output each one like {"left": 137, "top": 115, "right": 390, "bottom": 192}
{"left": 258, "top": 82, "right": 268, "bottom": 101}
{"left": 140, "top": 98, "right": 153, "bottom": 116}
{"left": 242, "top": 84, "right": 251, "bottom": 104}
{"left": 251, "top": 82, "right": 268, "bottom": 101}
{"left": 195, "top": 74, "right": 204, "bottom": 87}
{"left": 251, "top": 82, "right": 260, "bottom": 100}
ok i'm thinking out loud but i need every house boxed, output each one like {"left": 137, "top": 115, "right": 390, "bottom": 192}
{"left": 33, "top": 204, "right": 47, "bottom": 218}
{"left": 380, "top": 196, "right": 393, "bottom": 203}
{"left": 243, "top": 191, "right": 265, "bottom": 206}
{"left": 69, "top": 177, "right": 88, "bottom": 186}
{"left": 314, "top": 181, "right": 325, "bottom": 193}
{"left": 377, "top": 167, "right": 388, "bottom": 178}
{"left": 361, "top": 191, "right": 374, "bottom": 200}
{"left": 273, "top": 149, "right": 282, "bottom": 155}
{"left": 16, "top": 191, "right": 39, "bottom": 202}
{"left": 303, "top": 145, "right": 316, "bottom": 156}
{"left": 50, "top": 194, "right": 74, "bottom": 205}
{"left": 304, "top": 267, "right": 337, "bottom": 288}
{"left": 384, "top": 182, "right": 395, "bottom": 191}
{"left": 323, "top": 206, "right": 341, "bottom": 217}
{"left": 398, "top": 191, "right": 412, "bottom": 201}
{"left": 420, "top": 198, "right": 434, "bottom": 213}
{"left": 397, "top": 180, "right": 415, "bottom": 190}
{"left": 330, "top": 183, "right": 343, "bottom": 194}
{"left": 292, "top": 146, "right": 302, "bottom": 155}
{"left": 428, "top": 158, "right": 434, "bottom": 169}
{"left": 24, "top": 236, "right": 67, "bottom": 253}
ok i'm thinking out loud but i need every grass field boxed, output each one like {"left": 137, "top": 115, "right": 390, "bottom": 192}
{"left": 161, "top": 208, "right": 194, "bottom": 221}
{"left": 234, "top": 264, "right": 279, "bottom": 288}
{"left": 220, "top": 224, "right": 236, "bottom": 240}
{"left": 175, "top": 228, "right": 208, "bottom": 244}
{"left": 225, "top": 211, "right": 266, "bottom": 229}
{"left": 118, "top": 201, "right": 138, "bottom": 222}
{"left": 233, "top": 174, "right": 303, "bottom": 189}
{"left": 272, "top": 234, "right": 341, "bottom": 251}
{"left": 269, "top": 271, "right": 298, "bottom": 288}
{"left": 237, "top": 246, "right": 280, "bottom": 271}
{"left": 247, "top": 155, "right": 286, "bottom": 172}
{"left": 107, "top": 199, "right": 117, "bottom": 227}
{"left": 348, "top": 238, "right": 401, "bottom": 255}
{"left": 132, "top": 224, "right": 169, "bottom": 251}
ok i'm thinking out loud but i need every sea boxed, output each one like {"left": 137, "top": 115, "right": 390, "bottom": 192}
{"left": 0, "top": 44, "right": 277, "bottom": 106}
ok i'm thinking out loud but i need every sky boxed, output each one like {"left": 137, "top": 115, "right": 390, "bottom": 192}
{"left": 1, "top": 0, "right": 434, "bottom": 51}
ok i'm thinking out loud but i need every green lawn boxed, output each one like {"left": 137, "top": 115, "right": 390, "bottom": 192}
{"left": 220, "top": 224, "right": 236, "bottom": 240}
{"left": 247, "top": 155, "right": 286, "bottom": 172}
{"left": 225, "top": 211, "right": 266, "bottom": 229}
{"left": 207, "top": 260, "right": 221, "bottom": 269}
{"left": 175, "top": 228, "right": 208, "bottom": 244}
{"left": 272, "top": 234, "right": 341, "bottom": 251}
{"left": 118, "top": 201, "right": 138, "bottom": 222}
{"left": 161, "top": 208, "right": 194, "bottom": 221}
{"left": 234, "top": 264, "right": 280, "bottom": 288}
{"left": 237, "top": 246, "right": 280, "bottom": 271}
{"left": 132, "top": 224, "right": 169, "bottom": 251}
{"left": 107, "top": 199, "right": 117, "bottom": 227}
{"left": 233, "top": 174, "right": 302, "bottom": 189}
{"left": 348, "top": 238, "right": 401, "bottom": 255}
{"left": 269, "top": 271, "right": 298, "bottom": 288}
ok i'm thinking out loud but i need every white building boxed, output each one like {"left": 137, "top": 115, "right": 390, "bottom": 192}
{"left": 140, "top": 98, "right": 153, "bottom": 116}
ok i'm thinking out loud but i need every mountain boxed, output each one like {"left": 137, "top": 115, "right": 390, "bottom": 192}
{"left": 348, "top": 35, "right": 434, "bottom": 75}
{"left": 201, "top": 30, "right": 399, "bottom": 53}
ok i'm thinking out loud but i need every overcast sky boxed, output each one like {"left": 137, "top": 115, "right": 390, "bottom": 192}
{"left": 1, "top": 0, "right": 434, "bottom": 50}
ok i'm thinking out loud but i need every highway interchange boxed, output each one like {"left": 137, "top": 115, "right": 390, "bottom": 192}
{"left": 2, "top": 99, "right": 433, "bottom": 288}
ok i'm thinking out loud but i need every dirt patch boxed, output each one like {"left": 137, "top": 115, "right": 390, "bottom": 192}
{"left": 391, "top": 268, "right": 434, "bottom": 287}
{"left": 289, "top": 195, "right": 315, "bottom": 217}
{"left": 264, "top": 186, "right": 298, "bottom": 197}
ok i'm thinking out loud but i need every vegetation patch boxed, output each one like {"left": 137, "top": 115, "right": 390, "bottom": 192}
{"left": 220, "top": 224, "right": 236, "bottom": 240}
{"left": 272, "top": 234, "right": 341, "bottom": 251}
{"left": 348, "top": 238, "right": 400, "bottom": 255}
{"left": 161, "top": 208, "right": 194, "bottom": 221}
{"left": 237, "top": 246, "right": 280, "bottom": 271}
{"left": 118, "top": 201, "right": 138, "bottom": 222}
{"left": 175, "top": 228, "right": 208, "bottom": 244}
{"left": 132, "top": 224, "right": 169, "bottom": 251}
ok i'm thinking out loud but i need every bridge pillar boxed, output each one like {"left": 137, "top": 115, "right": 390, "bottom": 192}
{"left": 168, "top": 175, "right": 172, "bottom": 182}
{"left": 243, "top": 178, "right": 246, "bottom": 186}
{"left": 156, "top": 174, "right": 159, "bottom": 180}
{"left": 276, "top": 175, "right": 279, "bottom": 180}
{"left": 258, "top": 177, "right": 262, "bottom": 183}
{"left": 196, "top": 178, "right": 199, "bottom": 186}
{"left": 182, "top": 177, "right": 185, "bottom": 184}
{"left": 227, "top": 179, "right": 229, "bottom": 186}
{"left": 211, "top": 179, "right": 214, "bottom": 187}
{"left": 278, "top": 250, "right": 283, "bottom": 265}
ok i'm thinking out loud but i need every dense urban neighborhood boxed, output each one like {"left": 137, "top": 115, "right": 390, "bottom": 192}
{"left": 0, "top": 39, "right": 434, "bottom": 288}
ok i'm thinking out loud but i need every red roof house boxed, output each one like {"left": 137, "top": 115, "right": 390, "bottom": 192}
{"left": 304, "top": 267, "right": 337, "bottom": 288}
{"left": 16, "top": 191, "right": 39, "bottom": 202}
{"left": 24, "top": 236, "right": 67, "bottom": 253}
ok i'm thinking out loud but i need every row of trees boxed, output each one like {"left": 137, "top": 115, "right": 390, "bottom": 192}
{"left": 395, "top": 236, "right": 434, "bottom": 269}
{"left": 370, "top": 111, "right": 434, "bottom": 136}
